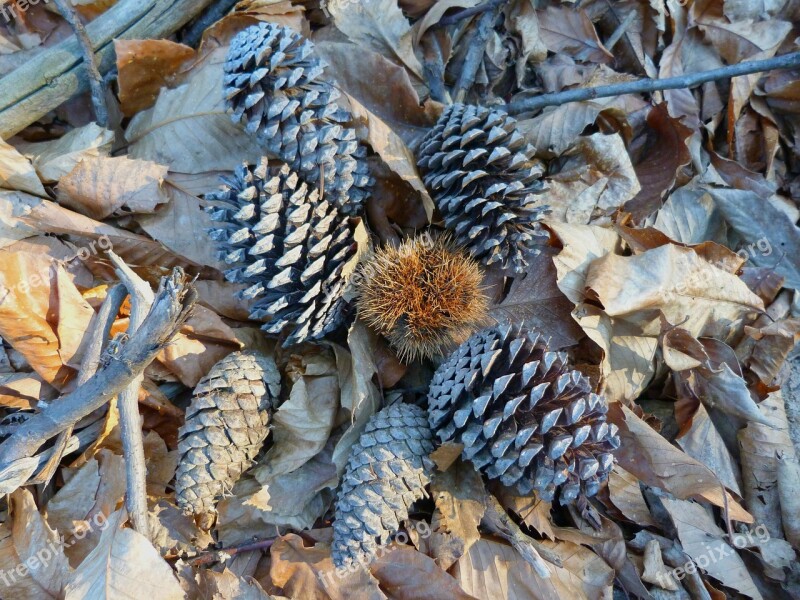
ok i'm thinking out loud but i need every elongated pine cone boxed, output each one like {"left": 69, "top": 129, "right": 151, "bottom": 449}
{"left": 176, "top": 351, "right": 281, "bottom": 515}
{"left": 207, "top": 160, "right": 358, "bottom": 346}
{"left": 416, "top": 104, "right": 549, "bottom": 274}
{"left": 224, "top": 22, "right": 371, "bottom": 215}
{"left": 332, "top": 403, "right": 435, "bottom": 569}
{"left": 357, "top": 234, "right": 489, "bottom": 362}
{"left": 427, "top": 324, "right": 619, "bottom": 505}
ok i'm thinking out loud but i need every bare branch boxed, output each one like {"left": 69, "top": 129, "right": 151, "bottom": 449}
{"left": 507, "top": 51, "right": 800, "bottom": 115}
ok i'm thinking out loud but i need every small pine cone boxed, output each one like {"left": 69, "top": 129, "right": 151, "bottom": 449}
{"left": 223, "top": 22, "right": 371, "bottom": 215}
{"left": 357, "top": 234, "right": 489, "bottom": 362}
{"left": 176, "top": 351, "right": 281, "bottom": 515}
{"left": 427, "top": 324, "right": 620, "bottom": 505}
{"left": 206, "top": 160, "right": 358, "bottom": 346}
{"left": 332, "top": 403, "right": 435, "bottom": 569}
{"left": 416, "top": 104, "right": 549, "bottom": 274}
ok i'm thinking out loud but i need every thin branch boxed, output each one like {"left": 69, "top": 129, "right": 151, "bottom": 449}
{"left": 0, "top": 269, "right": 196, "bottom": 480}
{"left": 507, "top": 51, "right": 800, "bottom": 115}
{"left": 453, "top": 6, "right": 499, "bottom": 103}
{"left": 51, "top": 0, "right": 110, "bottom": 128}
{"left": 421, "top": 35, "right": 449, "bottom": 103}
{"left": 190, "top": 537, "right": 277, "bottom": 566}
{"left": 180, "top": 0, "right": 239, "bottom": 47}
{"left": 436, "top": 0, "right": 506, "bottom": 28}
{"left": 109, "top": 251, "right": 156, "bottom": 539}
{"left": 35, "top": 284, "right": 128, "bottom": 486}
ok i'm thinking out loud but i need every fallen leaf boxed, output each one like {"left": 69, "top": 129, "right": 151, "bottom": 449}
{"left": 326, "top": 0, "right": 424, "bottom": 79}
{"left": 537, "top": 6, "right": 613, "bottom": 64}
{"left": 63, "top": 510, "right": 184, "bottom": 599}
{"left": 125, "top": 46, "right": 263, "bottom": 174}
{"left": 197, "top": 568, "right": 273, "bottom": 600}
{"left": 0, "top": 136, "right": 46, "bottom": 196}
{"left": 606, "top": 466, "right": 657, "bottom": 527}
{"left": 57, "top": 156, "right": 170, "bottom": 219}
{"left": 115, "top": 39, "right": 196, "bottom": 117}
{"left": 371, "top": 545, "right": 477, "bottom": 599}
{"left": 0, "top": 488, "right": 70, "bottom": 599}
{"left": 18, "top": 122, "right": 114, "bottom": 184}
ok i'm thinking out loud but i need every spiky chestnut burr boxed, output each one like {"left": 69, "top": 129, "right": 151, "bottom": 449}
{"left": 206, "top": 160, "right": 358, "bottom": 347}
{"left": 427, "top": 324, "right": 619, "bottom": 505}
{"left": 175, "top": 351, "right": 281, "bottom": 515}
{"left": 223, "top": 22, "right": 371, "bottom": 215}
{"left": 356, "top": 234, "right": 489, "bottom": 362}
{"left": 332, "top": 403, "right": 435, "bottom": 569}
{"left": 416, "top": 103, "right": 550, "bottom": 274}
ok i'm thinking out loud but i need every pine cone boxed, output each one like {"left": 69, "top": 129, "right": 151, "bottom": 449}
{"left": 332, "top": 403, "right": 435, "bottom": 569}
{"left": 224, "top": 22, "right": 371, "bottom": 215}
{"left": 427, "top": 324, "right": 619, "bottom": 505}
{"left": 206, "top": 159, "right": 358, "bottom": 346}
{"left": 176, "top": 350, "right": 281, "bottom": 515}
{"left": 416, "top": 104, "right": 549, "bottom": 274}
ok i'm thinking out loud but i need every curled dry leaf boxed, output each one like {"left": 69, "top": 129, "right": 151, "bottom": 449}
{"left": 536, "top": 6, "right": 613, "bottom": 64}
{"left": 606, "top": 466, "right": 657, "bottom": 528}
{"left": 0, "top": 489, "right": 70, "bottom": 599}
{"left": 63, "top": 510, "right": 184, "bottom": 600}
{"left": 196, "top": 568, "right": 273, "bottom": 600}
{"left": 57, "top": 156, "right": 171, "bottom": 220}
{"left": 115, "top": 39, "right": 196, "bottom": 117}
{"left": 0, "top": 253, "right": 94, "bottom": 388}
{"left": 0, "top": 136, "right": 46, "bottom": 196}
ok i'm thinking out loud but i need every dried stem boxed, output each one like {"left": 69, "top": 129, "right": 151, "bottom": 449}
{"left": 453, "top": 6, "right": 498, "bottom": 103}
{"left": 51, "top": 0, "right": 110, "bottom": 127}
{"left": 507, "top": 51, "right": 800, "bottom": 115}
{"left": 180, "top": 0, "right": 239, "bottom": 47}
{"left": 436, "top": 0, "right": 506, "bottom": 28}
{"left": 108, "top": 251, "right": 156, "bottom": 538}
{"left": 421, "top": 35, "right": 449, "bottom": 103}
{"left": 190, "top": 537, "right": 277, "bottom": 566}
{"left": 35, "top": 284, "right": 128, "bottom": 486}
{"left": 0, "top": 269, "right": 196, "bottom": 484}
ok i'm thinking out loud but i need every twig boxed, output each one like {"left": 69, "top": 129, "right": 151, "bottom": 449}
{"left": 0, "top": 269, "right": 196, "bottom": 482}
{"left": 180, "top": 0, "right": 239, "bottom": 48}
{"left": 507, "top": 51, "right": 800, "bottom": 115}
{"left": 436, "top": 0, "right": 506, "bottom": 28}
{"left": 190, "top": 537, "right": 277, "bottom": 566}
{"left": 35, "top": 284, "right": 128, "bottom": 486}
{"left": 0, "top": 0, "right": 217, "bottom": 139}
{"left": 421, "top": 35, "right": 449, "bottom": 103}
{"left": 51, "top": 0, "right": 109, "bottom": 128}
{"left": 603, "top": 9, "right": 636, "bottom": 52}
{"left": 453, "top": 6, "right": 499, "bottom": 103}
{"left": 108, "top": 252, "right": 156, "bottom": 538}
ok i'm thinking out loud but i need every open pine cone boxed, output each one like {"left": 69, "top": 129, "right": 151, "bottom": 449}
{"left": 416, "top": 103, "right": 549, "bottom": 274}
{"left": 224, "top": 22, "right": 371, "bottom": 215}
{"left": 332, "top": 403, "right": 435, "bottom": 569}
{"left": 206, "top": 159, "right": 358, "bottom": 347}
{"left": 427, "top": 324, "right": 619, "bottom": 505}
{"left": 176, "top": 351, "right": 281, "bottom": 515}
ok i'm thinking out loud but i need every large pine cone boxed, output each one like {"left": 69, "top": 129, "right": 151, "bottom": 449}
{"left": 416, "top": 104, "right": 549, "bottom": 274}
{"left": 176, "top": 351, "right": 281, "bottom": 515}
{"left": 224, "top": 22, "right": 371, "bottom": 215}
{"left": 206, "top": 159, "right": 358, "bottom": 347}
{"left": 332, "top": 403, "right": 435, "bottom": 569}
{"left": 427, "top": 324, "right": 619, "bottom": 505}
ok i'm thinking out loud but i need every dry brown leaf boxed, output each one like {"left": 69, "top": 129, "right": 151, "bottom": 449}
{"left": 57, "top": 156, "right": 170, "bottom": 220}
{"left": 537, "top": 6, "right": 612, "bottom": 64}
{"left": 370, "top": 545, "right": 477, "bottom": 599}
{"left": 651, "top": 186, "right": 727, "bottom": 245}
{"left": 585, "top": 244, "right": 764, "bottom": 340}
{"left": 115, "top": 39, "right": 196, "bottom": 117}
{"left": 326, "top": 0, "right": 424, "bottom": 79}
{"left": 494, "top": 489, "right": 555, "bottom": 540}
{"left": 657, "top": 30, "right": 701, "bottom": 128}
{"left": 0, "top": 136, "right": 46, "bottom": 196}
{"left": 18, "top": 122, "right": 114, "bottom": 184}
{"left": 738, "top": 391, "right": 795, "bottom": 540}
{"left": 609, "top": 403, "right": 752, "bottom": 522}
{"left": 202, "top": 0, "right": 308, "bottom": 43}
{"left": 429, "top": 459, "right": 486, "bottom": 570}
{"left": 606, "top": 466, "right": 657, "bottom": 527}
{"left": 0, "top": 254, "right": 94, "bottom": 389}
{"left": 489, "top": 248, "right": 583, "bottom": 350}
{"left": 197, "top": 568, "right": 273, "bottom": 600}
{"left": 269, "top": 533, "right": 386, "bottom": 600}
{"left": 64, "top": 510, "right": 184, "bottom": 599}
{"left": 0, "top": 372, "right": 57, "bottom": 409}
{"left": 661, "top": 497, "right": 764, "bottom": 599}
{"left": 0, "top": 488, "right": 70, "bottom": 599}
{"left": 148, "top": 500, "right": 214, "bottom": 556}
{"left": 125, "top": 46, "right": 263, "bottom": 174}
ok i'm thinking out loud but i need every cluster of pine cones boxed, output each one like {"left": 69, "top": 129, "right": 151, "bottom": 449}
{"left": 175, "top": 21, "right": 618, "bottom": 572}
